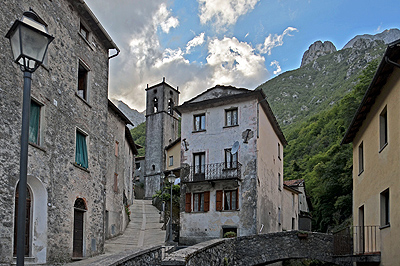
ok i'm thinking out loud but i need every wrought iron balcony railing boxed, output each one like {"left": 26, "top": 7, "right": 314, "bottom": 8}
{"left": 181, "top": 162, "right": 242, "bottom": 183}
{"left": 333, "top": 225, "right": 380, "bottom": 256}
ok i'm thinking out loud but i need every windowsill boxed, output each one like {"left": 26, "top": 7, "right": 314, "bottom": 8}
{"left": 72, "top": 162, "right": 90, "bottom": 173}
{"left": 192, "top": 211, "right": 207, "bottom": 213}
{"left": 75, "top": 92, "right": 92, "bottom": 108}
{"left": 221, "top": 209, "right": 239, "bottom": 212}
{"left": 379, "top": 142, "right": 388, "bottom": 153}
{"left": 29, "top": 142, "right": 46, "bottom": 152}
{"left": 78, "top": 32, "right": 94, "bottom": 51}
{"left": 192, "top": 129, "right": 206, "bottom": 133}
{"left": 223, "top": 124, "right": 239, "bottom": 129}
{"left": 379, "top": 223, "right": 390, "bottom": 230}
{"left": 358, "top": 169, "right": 364, "bottom": 176}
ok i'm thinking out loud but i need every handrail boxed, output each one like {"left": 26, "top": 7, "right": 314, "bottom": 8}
{"left": 333, "top": 225, "right": 380, "bottom": 255}
{"left": 181, "top": 162, "right": 242, "bottom": 183}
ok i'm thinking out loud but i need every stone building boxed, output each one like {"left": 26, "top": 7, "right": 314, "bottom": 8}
{"left": 106, "top": 100, "right": 138, "bottom": 239}
{"left": 0, "top": 0, "right": 134, "bottom": 264}
{"left": 143, "top": 78, "right": 180, "bottom": 199}
{"left": 281, "top": 185, "right": 300, "bottom": 231}
{"left": 342, "top": 39, "right": 400, "bottom": 264}
{"left": 284, "top": 179, "right": 312, "bottom": 231}
{"left": 175, "top": 85, "right": 288, "bottom": 245}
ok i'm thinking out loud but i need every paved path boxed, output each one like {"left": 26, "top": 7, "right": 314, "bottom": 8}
{"left": 64, "top": 199, "right": 165, "bottom": 265}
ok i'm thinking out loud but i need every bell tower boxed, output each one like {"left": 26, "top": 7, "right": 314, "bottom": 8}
{"left": 144, "top": 78, "right": 180, "bottom": 198}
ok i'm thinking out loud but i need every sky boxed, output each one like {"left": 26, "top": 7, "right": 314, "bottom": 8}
{"left": 84, "top": 0, "right": 399, "bottom": 112}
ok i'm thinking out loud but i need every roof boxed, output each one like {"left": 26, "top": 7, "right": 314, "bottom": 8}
{"left": 125, "top": 126, "right": 138, "bottom": 155}
{"left": 69, "top": 0, "right": 119, "bottom": 51}
{"left": 145, "top": 78, "right": 180, "bottom": 94}
{"left": 108, "top": 100, "right": 133, "bottom": 126}
{"left": 342, "top": 39, "right": 400, "bottom": 144}
{"left": 283, "top": 184, "right": 301, "bottom": 194}
{"left": 175, "top": 85, "right": 287, "bottom": 146}
{"left": 165, "top": 137, "right": 181, "bottom": 151}
{"left": 284, "top": 179, "right": 305, "bottom": 187}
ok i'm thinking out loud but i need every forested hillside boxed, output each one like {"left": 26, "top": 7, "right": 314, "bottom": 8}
{"left": 130, "top": 122, "right": 146, "bottom": 156}
{"left": 283, "top": 60, "right": 379, "bottom": 232}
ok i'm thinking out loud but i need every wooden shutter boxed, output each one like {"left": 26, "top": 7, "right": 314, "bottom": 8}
{"left": 216, "top": 190, "right": 223, "bottom": 211}
{"left": 185, "top": 193, "right": 192, "bottom": 213}
{"left": 204, "top": 191, "right": 210, "bottom": 212}
{"left": 235, "top": 188, "right": 239, "bottom": 210}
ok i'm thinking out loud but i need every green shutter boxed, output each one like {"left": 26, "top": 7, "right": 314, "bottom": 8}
{"left": 29, "top": 101, "right": 40, "bottom": 144}
{"left": 75, "top": 131, "right": 88, "bottom": 168}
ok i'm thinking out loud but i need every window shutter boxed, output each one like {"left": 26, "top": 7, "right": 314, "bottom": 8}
{"left": 185, "top": 193, "right": 192, "bottom": 213}
{"left": 204, "top": 191, "right": 210, "bottom": 212}
{"left": 235, "top": 188, "right": 239, "bottom": 210}
{"left": 216, "top": 190, "right": 223, "bottom": 211}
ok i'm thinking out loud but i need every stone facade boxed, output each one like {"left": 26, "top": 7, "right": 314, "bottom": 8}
{"left": 0, "top": 1, "right": 135, "bottom": 264}
{"left": 176, "top": 86, "right": 289, "bottom": 245}
{"left": 144, "top": 79, "right": 180, "bottom": 199}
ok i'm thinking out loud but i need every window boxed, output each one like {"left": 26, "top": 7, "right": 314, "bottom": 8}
{"left": 114, "top": 173, "right": 118, "bottom": 192}
{"left": 225, "top": 149, "right": 238, "bottom": 169}
{"left": 135, "top": 162, "right": 141, "bottom": 170}
{"left": 168, "top": 99, "right": 174, "bottom": 115}
{"left": 380, "top": 189, "right": 390, "bottom": 227}
{"left": 225, "top": 108, "right": 238, "bottom": 126}
{"left": 169, "top": 156, "right": 173, "bottom": 166}
{"left": 358, "top": 142, "right": 364, "bottom": 174}
{"left": 185, "top": 191, "right": 210, "bottom": 212}
{"left": 115, "top": 141, "right": 119, "bottom": 157}
{"left": 216, "top": 189, "right": 239, "bottom": 211}
{"left": 78, "top": 61, "right": 90, "bottom": 101}
{"left": 379, "top": 107, "right": 388, "bottom": 150}
{"left": 194, "top": 114, "right": 205, "bottom": 131}
{"left": 80, "top": 23, "right": 89, "bottom": 41}
{"left": 193, "top": 152, "right": 205, "bottom": 174}
{"left": 75, "top": 130, "right": 88, "bottom": 169}
{"left": 29, "top": 100, "right": 42, "bottom": 145}
{"left": 278, "top": 143, "right": 281, "bottom": 160}
{"left": 278, "top": 173, "right": 281, "bottom": 190}
{"left": 153, "top": 98, "right": 158, "bottom": 113}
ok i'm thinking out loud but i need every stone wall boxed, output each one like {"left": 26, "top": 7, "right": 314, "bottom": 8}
{"left": 0, "top": 0, "right": 118, "bottom": 264}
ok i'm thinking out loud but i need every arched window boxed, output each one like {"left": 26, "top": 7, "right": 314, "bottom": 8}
{"left": 14, "top": 184, "right": 32, "bottom": 256}
{"left": 153, "top": 98, "right": 158, "bottom": 113}
{"left": 168, "top": 99, "right": 174, "bottom": 115}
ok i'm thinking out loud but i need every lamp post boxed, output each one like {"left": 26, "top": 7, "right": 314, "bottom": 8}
{"left": 5, "top": 10, "right": 54, "bottom": 266}
{"left": 167, "top": 172, "right": 176, "bottom": 243}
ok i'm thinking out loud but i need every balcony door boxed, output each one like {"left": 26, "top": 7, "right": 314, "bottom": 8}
{"left": 193, "top": 153, "right": 205, "bottom": 181}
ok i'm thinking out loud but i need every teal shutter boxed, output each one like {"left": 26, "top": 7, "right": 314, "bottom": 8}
{"left": 75, "top": 131, "right": 88, "bottom": 168}
{"left": 29, "top": 101, "right": 40, "bottom": 144}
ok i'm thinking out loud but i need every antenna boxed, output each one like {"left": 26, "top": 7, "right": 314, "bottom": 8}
{"left": 231, "top": 141, "right": 239, "bottom": 154}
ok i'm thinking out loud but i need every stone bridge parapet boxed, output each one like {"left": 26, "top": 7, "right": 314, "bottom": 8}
{"left": 162, "top": 231, "right": 338, "bottom": 266}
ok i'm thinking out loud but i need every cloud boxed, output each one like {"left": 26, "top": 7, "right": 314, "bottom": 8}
{"left": 257, "top": 27, "right": 298, "bottom": 55}
{"left": 198, "top": 0, "right": 259, "bottom": 32}
{"left": 270, "top": 60, "right": 282, "bottom": 75}
{"left": 206, "top": 37, "right": 268, "bottom": 87}
{"left": 156, "top": 3, "right": 180, "bottom": 33}
{"left": 186, "top": 33, "right": 206, "bottom": 54}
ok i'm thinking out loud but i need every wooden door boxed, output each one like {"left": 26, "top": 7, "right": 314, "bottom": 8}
{"left": 73, "top": 209, "right": 84, "bottom": 257}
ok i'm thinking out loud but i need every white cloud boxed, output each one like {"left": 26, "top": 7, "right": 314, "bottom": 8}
{"left": 186, "top": 33, "right": 206, "bottom": 54}
{"left": 270, "top": 60, "right": 282, "bottom": 75}
{"left": 154, "top": 48, "right": 189, "bottom": 68}
{"left": 198, "top": 0, "right": 259, "bottom": 32}
{"left": 155, "top": 3, "right": 179, "bottom": 33}
{"left": 257, "top": 27, "right": 298, "bottom": 55}
{"left": 206, "top": 37, "right": 267, "bottom": 86}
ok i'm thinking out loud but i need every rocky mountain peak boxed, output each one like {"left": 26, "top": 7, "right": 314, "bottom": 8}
{"left": 343, "top": 28, "right": 400, "bottom": 49}
{"left": 301, "top": 41, "right": 337, "bottom": 67}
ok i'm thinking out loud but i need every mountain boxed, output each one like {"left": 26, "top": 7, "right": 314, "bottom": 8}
{"left": 343, "top": 28, "right": 400, "bottom": 49}
{"left": 256, "top": 37, "right": 388, "bottom": 130}
{"left": 111, "top": 99, "right": 145, "bottom": 129}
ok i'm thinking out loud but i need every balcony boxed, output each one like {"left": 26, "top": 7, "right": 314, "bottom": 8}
{"left": 181, "top": 162, "right": 242, "bottom": 183}
{"left": 333, "top": 226, "right": 381, "bottom": 263}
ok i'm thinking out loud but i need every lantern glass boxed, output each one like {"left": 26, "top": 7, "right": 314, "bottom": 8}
{"left": 168, "top": 173, "right": 176, "bottom": 184}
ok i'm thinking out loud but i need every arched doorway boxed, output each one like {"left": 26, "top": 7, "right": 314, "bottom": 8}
{"left": 13, "top": 184, "right": 32, "bottom": 257}
{"left": 73, "top": 198, "right": 87, "bottom": 257}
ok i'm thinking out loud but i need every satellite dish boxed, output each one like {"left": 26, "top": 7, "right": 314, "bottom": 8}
{"left": 231, "top": 141, "right": 239, "bottom": 154}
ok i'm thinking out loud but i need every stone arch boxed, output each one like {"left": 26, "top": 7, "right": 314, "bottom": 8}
{"left": 13, "top": 175, "right": 48, "bottom": 264}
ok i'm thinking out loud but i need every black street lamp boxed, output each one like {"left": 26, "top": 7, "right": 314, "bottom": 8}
{"left": 167, "top": 172, "right": 176, "bottom": 243}
{"left": 5, "top": 10, "right": 54, "bottom": 266}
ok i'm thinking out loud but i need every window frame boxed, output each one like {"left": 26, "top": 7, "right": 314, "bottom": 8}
{"left": 379, "top": 107, "right": 388, "bottom": 151}
{"left": 193, "top": 113, "right": 206, "bottom": 132}
{"left": 75, "top": 128, "right": 89, "bottom": 169}
{"left": 224, "top": 149, "right": 238, "bottom": 169}
{"left": 358, "top": 142, "right": 364, "bottom": 175}
{"left": 29, "top": 98, "right": 44, "bottom": 146}
{"left": 225, "top": 108, "right": 238, "bottom": 127}
{"left": 216, "top": 189, "right": 239, "bottom": 211}
{"left": 193, "top": 152, "right": 206, "bottom": 174}
{"left": 380, "top": 189, "right": 390, "bottom": 228}
{"left": 77, "top": 60, "right": 91, "bottom": 102}
{"left": 169, "top": 155, "right": 174, "bottom": 166}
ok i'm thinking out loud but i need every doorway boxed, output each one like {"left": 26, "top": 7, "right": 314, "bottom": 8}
{"left": 13, "top": 185, "right": 32, "bottom": 257}
{"left": 73, "top": 198, "right": 87, "bottom": 257}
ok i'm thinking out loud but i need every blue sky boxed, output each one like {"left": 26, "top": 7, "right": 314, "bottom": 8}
{"left": 85, "top": 0, "right": 399, "bottom": 111}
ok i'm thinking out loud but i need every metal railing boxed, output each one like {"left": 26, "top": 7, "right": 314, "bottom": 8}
{"left": 333, "top": 225, "right": 380, "bottom": 255}
{"left": 181, "top": 162, "right": 242, "bottom": 183}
